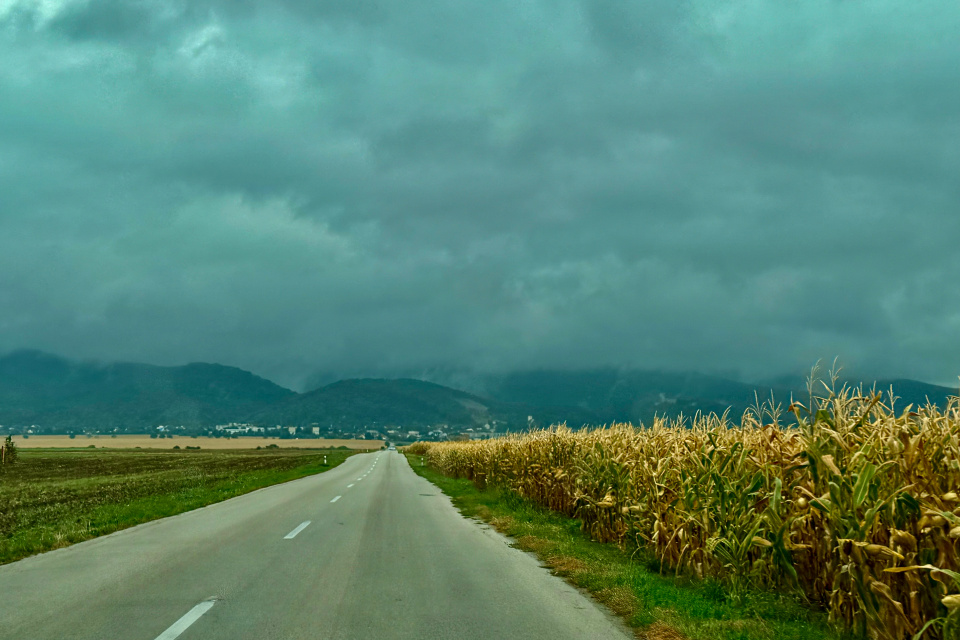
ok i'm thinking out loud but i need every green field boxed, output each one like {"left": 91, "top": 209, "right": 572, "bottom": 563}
{"left": 406, "top": 454, "right": 846, "bottom": 640}
{"left": 0, "top": 448, "right": 355, "bottom": 565}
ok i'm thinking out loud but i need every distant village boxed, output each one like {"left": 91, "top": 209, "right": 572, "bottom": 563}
{"left": 0, "top": 420, "right": 515, "bottom": 444}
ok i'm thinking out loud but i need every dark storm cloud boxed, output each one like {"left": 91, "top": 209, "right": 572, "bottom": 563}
{"left": 1, "top": 0, "right": 958, "bottom": 388}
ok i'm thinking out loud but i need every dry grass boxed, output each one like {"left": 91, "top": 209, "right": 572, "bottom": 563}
{"left": 12, "top": 435, "right": 382, "bottom": 449}
{"left": 597, "top": 585, "right": 641, "bottom": 616}
{"left": 409, "top": 376, "right": 960, "bottom": 640}
{"left": 489, "top": 515, "right": 515, "bottom": 532}
{"left": 642, "top": 622, "right": 689, "bottom": 640}
{"left": 547, "top": 554, "right": 591, "bottom": 576}
{"left": 514, "top": 535, "right": 556, "bottom": 555}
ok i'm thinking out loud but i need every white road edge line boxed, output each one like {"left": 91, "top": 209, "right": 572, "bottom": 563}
{"left": 284, "top": 521, "right": 311, "bottom": 539}
{"left": 347, "top": 483, "right": 355, "bottom": 488}
{"left": 331, "top": 495, "right": 341, "bottom": 503}
{"left": 154, "top": 599, "right": 217, "bottom": 640}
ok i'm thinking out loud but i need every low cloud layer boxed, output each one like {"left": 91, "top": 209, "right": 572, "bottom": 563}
{"left": 1, "top": 0, "right": 958, "bottom": 388}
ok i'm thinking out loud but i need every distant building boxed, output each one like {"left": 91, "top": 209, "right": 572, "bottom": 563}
{"left": 215, "top": 423, "right": 263, "bottom": 434}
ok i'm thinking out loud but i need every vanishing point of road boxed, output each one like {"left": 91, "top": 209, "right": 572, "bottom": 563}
{"left": 0, "top": 451, "right": 633, "bottom": 639}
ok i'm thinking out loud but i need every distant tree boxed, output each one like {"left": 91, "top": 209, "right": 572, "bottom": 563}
{"left": 2, "top": 435, "right": 17, "bottom": 465}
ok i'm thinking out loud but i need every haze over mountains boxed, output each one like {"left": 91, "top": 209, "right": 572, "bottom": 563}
{"left": 0, "top": 350, "right": 956, "bottom": 433}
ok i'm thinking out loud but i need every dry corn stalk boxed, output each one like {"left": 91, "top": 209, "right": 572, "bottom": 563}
{"left": 409, "top": 385, "right": 960, "bottom": 640}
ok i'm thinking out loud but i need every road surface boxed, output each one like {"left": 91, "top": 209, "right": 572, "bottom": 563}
{"left": 0, "top": 451, "right": 633, "bottom": 640}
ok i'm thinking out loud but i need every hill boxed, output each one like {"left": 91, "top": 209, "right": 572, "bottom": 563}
{"left": 0, "top": 350, "right": 295, "bottom": 430}
{"left": 0, "top": 351, "right": 596, "bottom": 432}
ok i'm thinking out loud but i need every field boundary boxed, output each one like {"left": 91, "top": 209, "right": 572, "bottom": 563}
{"left": 10, "top": 434, "right": 383, "bottom": 450}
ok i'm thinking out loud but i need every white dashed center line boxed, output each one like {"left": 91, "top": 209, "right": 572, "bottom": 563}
{"left": 331, "top": 495, "right": 341, "bottom": 503}
{"left": 347, "top": 483, "right": 355, "bottom": 488}
{"left": 284, "top": 521, "right": 311, "bottom": 539}
{"left": 154, "top": 599, "right": 217, "bottom": 640}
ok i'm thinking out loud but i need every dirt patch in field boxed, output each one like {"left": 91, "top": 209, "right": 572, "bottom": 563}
{"left": 12, "top": 435, "right": 383, "bottom": 450}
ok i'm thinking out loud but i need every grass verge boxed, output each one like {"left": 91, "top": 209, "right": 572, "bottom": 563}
{"left": 406, "top": 454, "right": 849, "bottom": 640}
{"left": 1, "top": 448, "right": 356, "bottom": 565}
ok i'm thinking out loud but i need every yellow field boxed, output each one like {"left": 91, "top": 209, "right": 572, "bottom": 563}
{"left": 411, "top": 383, "right": 960, "bottom": 640}
{"left": 11, "top": 435, "right": 384, "bottom": 450}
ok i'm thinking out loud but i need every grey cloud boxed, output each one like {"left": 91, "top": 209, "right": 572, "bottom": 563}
{"left": 0, "top": 0, "right": 958, "bottom": 388}
{"left": 49, "top": 0, "right": 180, "bottom": 43}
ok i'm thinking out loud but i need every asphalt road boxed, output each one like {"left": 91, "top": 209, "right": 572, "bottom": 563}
{"left": 0, "top": 451, "right": 633, "bottom": 640}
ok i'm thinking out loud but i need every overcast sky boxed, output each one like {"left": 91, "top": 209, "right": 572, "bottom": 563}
{"left": 1, "top": 0, "right": 958, "bottom": 389}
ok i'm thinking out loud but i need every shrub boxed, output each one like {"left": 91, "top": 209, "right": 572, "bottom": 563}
{"left": 1, "top": 435, "right": 17, "bottom": 465}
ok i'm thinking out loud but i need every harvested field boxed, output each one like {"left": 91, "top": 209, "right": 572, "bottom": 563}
{"left": 0, "top": 448, "right": 355, "bottom": 564}
{"left": 11, "top": 435, "right": 383, "bottom": 450}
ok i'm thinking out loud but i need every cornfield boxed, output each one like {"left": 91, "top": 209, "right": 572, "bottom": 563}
{"left": 410, "top": 380, "right": 960, "bottom": 640}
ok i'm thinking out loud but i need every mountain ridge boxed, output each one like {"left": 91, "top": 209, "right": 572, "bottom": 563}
{"left": 1, "top": 350, "right": 956, "bottom": 432}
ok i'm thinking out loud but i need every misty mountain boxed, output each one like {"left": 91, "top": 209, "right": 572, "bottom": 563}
{"left": 259, "top": 378, "right": 598, "bottom": 430}
{"left": 423, "top": 368, "right": 959, "bottom": 425}
{"left": 2, "top": 351, "right": 955, "bottom": 432}
{"left": 865, "top": 378, "right": 958, "bottom": 412}
{"left": 475, "top": 369, "right": 785, "bottom": 425}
